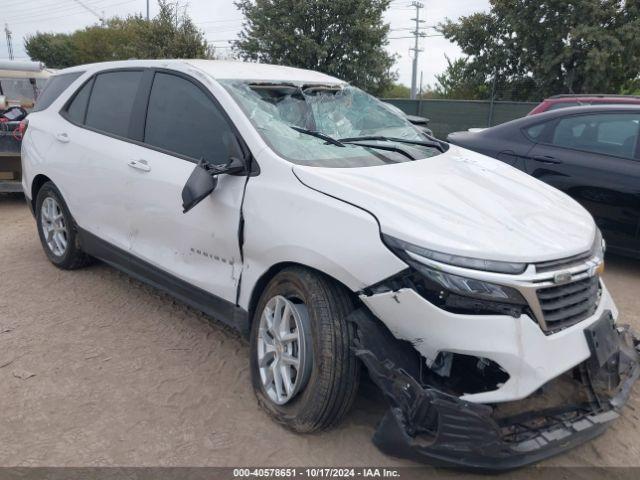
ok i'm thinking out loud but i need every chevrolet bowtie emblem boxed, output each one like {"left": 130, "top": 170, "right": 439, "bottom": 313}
{"left": 554, "top": 271, "right": 573, "bottom": 284}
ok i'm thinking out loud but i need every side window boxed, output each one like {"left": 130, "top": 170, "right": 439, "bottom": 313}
{"left": 551, "top": 113, "right": 640, "bottom": 159}
{"left": 65, "top": 78, "right": 93, "bottom": 124}
{"left": 85, "top": 71, "right": 143, "bottom": 138}
{"left": 144, "top": 73, "right": 236, "bottom": 165}
{"left": 31, "top": 72, "right": 83, "bottom": 112}
{"left": 524, "top": 122, "right": 548, "bottom": 141}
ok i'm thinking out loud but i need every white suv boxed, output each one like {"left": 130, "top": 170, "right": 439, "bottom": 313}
{"left": 21, "top": 60, "right": 639, "bottom": 470}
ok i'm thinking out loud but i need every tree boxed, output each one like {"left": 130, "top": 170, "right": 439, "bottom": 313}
{"left": 23, "top": 33, "right": 75, "bottom": 69}
{"left": 234, "top": 0, "right": 397, "bottom": 95}
{"left": 25, "top": 1, "right": 213, "bottom": 69}
{"left": 439, "top": 0, "right": 640, "bottom": 101}
{"left": 433, "top": 55, "right": 489, "bottom": 100}
{"left": 380, "top": 82, "right": 411, "bottom": 98}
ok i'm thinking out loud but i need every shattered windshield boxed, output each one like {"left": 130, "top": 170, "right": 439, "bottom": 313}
{"left": 220, "top": 80, "right": 442, "bottom": 167}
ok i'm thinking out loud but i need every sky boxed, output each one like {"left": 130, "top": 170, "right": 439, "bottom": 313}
{"left": 1, "top": 0, "right": 490, "bottom": 87}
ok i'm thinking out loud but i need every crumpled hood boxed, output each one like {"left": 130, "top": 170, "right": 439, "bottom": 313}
{"left": 293, "top": 145, "right": 596, "bottom": 263}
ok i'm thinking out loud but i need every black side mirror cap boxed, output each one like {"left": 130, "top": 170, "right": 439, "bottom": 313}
{"left": 181, "top": 160, "right": 219, "bottom": 213}
{"left": 181, "top": 157, "right": 248, "bottom": 213}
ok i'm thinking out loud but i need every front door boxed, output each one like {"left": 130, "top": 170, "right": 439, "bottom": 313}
{"left": 125, "top": 71, "right": 247, "bottom": 309}
{"left": 525, "top": 112, "right": 640, "bottom": 255}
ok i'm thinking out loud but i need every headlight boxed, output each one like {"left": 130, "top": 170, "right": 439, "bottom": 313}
{"left": 411, "top": 262, "right": 526, "bottom": 305}
{"left": 593, "top": 228, "right": 605, "bottom": 260}
{"left": 383, "top": 235, "right": 527, "bottom": 274}
{"left": 593, "top": 228, "right": 606, "bottom": 274}
{"left": 381, "top": 235, "right": 528, "bottom": 316}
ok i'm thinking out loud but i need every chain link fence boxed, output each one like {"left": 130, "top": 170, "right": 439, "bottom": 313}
{"left": 383, "top": 98, "right": 539, "bottom": 138}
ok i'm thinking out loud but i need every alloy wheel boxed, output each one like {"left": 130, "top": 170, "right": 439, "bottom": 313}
{"left": 40, "top": 196, "right": 68, "bottom": 257}
{"left": 257, "top": 295, "right": 312, "bottom": 405}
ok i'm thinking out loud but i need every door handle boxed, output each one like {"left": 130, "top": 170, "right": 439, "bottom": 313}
{"left": 55, "top": 132, "right": 70, "bottom": 143}
{"left": 128, "top": 159, "right": 151, "bottom": 172}
{"left": 533, "top": 155, "right": 562, "bottom": 164}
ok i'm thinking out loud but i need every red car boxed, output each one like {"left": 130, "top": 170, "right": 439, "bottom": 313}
{"left": 528, "top": 94, "right": 640, "bottom": 115}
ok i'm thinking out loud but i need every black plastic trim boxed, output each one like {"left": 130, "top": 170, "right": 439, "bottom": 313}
{"left": 129, "top": 69, "right": 155, "bottom": 142}
{"left": 348, "top": 307, "right": 640, "bottom": 471}
{"left": 77, "top": 227, "right": 249, "bottom": 335}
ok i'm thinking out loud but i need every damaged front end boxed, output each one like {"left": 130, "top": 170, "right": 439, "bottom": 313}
{"left": 349, "top": 309, "right": 640, "bottom": 471}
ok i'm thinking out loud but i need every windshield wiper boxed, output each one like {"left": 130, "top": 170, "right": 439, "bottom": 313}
{"left": 338, "top": 135, "right": 445, "bottom": 152}
{"left": 290, "top": 126, "right": 416, "bottom": 160}
{"left": 340, "top": 141, "right": 416, "bottom": 160}
{"left": 290, "top": 126, "right": 346, "bottom": 147}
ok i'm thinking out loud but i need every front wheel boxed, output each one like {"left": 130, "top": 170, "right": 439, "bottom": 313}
{"left": 249, "top": 267, "right": 360, "bottom": 432}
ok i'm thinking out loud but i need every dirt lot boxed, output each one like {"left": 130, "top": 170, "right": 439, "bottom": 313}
{"left": 1, "top": 195, "right": 639, "bottom": 468}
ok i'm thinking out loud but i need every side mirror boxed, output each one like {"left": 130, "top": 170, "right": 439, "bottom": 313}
{"left": 181, "top": 159, "right": 218, "bottom": 213}
{"left": 181, "top": 157, "right": 247, "bottom": 213}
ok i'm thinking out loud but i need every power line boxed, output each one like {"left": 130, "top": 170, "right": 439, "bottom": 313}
{"left": 388, "top": 34, "right": 442, "bottom": 39}
{"left": 3, "top": 0, "right": 111, "bottom": 19}
{"left": 70, "top": 0, "right": 105, "bottom": 25}
{"left": 390, "top": 25, "right": 437, "bottom": 31}
{"left": 5, "top": 0, "right": 112, "bottom": 24}
{"left": 8, "top": 0, "right": 139, "bottom": 25}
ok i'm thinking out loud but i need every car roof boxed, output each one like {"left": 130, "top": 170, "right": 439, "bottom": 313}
{"left": 547, "top": 94, "right": 640, "bottom": 101}
{"left": 57, "top": 59, "right": 346, "bottom": 84}
{"left": 485, "top": 104, "right": 640, "bottom": 133}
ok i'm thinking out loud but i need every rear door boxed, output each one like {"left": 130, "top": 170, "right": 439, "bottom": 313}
{"left": 54, "top": 69, "right": 145, "bottom": 250}
{"left": 524, "top": 112, "right": 640, "bottom": 254}
{"left": 124, "top": 70, "right": 248, "bottom": 307}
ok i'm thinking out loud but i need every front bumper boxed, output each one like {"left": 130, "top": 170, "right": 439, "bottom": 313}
{"left": 349, "top": 308, "right": 640, "bottom": 471}
{"left": 360, "top": 283, "right": 618, "bottom": 404}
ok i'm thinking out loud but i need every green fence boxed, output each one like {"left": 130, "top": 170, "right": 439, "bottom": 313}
{"left": 382, "top": 98, "right": 539, "bottom": 139}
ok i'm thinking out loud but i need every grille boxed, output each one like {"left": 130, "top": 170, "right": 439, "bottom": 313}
{"left": 536, "top": 276, "right": 600, "bottom": 331}
{"left": 535, "top": 251, "right": 593, "bottom": 273}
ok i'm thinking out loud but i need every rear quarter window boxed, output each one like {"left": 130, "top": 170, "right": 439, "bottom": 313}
{"left": 32, "top": 72, "right": 83, "bottom": 112}
{"left": 523, "top": 122, "right": 549, "bottom": 141}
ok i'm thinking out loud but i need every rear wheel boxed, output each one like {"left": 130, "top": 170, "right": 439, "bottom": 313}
{"left": 249, "top": 267, "right": 360, "bottom": 432}
{"left": 35, "top": 182, "right": 92, "bottom": 269}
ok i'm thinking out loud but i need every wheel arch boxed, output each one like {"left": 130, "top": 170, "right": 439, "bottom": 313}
{"left": 30, "top": 174, "right": 53, "bottom": 211}
{"left": 245, "top": 261, "right": 359, "bottom": 328}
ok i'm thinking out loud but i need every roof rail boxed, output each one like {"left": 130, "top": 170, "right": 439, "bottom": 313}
{"left": 548, "top": 94, "right": 640, "bottom": 99}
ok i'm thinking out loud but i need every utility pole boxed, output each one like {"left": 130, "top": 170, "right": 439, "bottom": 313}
{"left": 4, "top": 24, "right": 13, "bottom": 60}
{"left": 409, "top": 2, "right": 425, "bottom": 99}
{"left": 418, "top": 70, "right": 423, "bottom": 116}
{"left": 146, "top": 0, "right": 150, "bottom": 20}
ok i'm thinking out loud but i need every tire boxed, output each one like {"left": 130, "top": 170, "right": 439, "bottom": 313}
{"left": 249, "top": 267, "right": 360, "bottom": 433}
{"left": 35, "top": 181, "right": 93, "bottom": 270}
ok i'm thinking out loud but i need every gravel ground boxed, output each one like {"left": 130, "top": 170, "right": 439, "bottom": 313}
{"left": 1, "top": 195, "right": 639, "bottom": 468}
